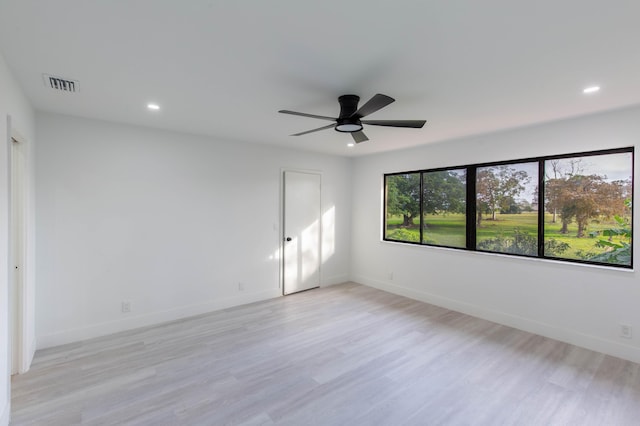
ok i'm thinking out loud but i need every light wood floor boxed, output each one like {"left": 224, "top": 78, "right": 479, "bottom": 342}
{"left": 11, "top": 283, "right": 640, "bottom": 425}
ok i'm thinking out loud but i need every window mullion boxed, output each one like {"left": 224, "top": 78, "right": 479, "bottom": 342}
{"left": 467, "top": 166, "right": 476, "bottom": 250}
{"left": 538, "top": 160, "right": 545, "bottom": 257}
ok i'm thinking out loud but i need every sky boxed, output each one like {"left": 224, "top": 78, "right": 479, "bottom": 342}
{"left": 550, "top": 152, "right": 632, "bottom": 182}
{"left": 478, "top": 151, "right": 632, "bottom": 204}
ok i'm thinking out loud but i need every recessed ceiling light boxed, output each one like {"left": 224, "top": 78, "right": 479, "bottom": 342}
{"left": 147, "top": 103, "right": 160, "bottom": 110}
{"left": 347, "top": 143, "right": 355, "bottom": 148}
{"left": 583, "top": 86, "right": 600, "bottom": 94}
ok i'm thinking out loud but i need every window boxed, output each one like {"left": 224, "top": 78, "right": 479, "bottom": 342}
{"left": 543, "top": 152, "right": 633, "bottom": 266}
{"left": 384, "top": 173, "right": 421, "bottom": 243}
{"left": 383, "top": 148, "right": 633, "bottom": 268}
{"left": 422, "top": 169, "right": 466, "bottom": 248}
{"left": 476, "top": 162, "right": 538, "bottom": 256}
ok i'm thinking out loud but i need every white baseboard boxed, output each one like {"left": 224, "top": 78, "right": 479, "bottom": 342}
{"left": 1, "top": 401, "right": 9, "bottom": 426}
{"left": 352, "top": 275, "right": 640, "bottom": 364}
{"left": 37, "top": 289, "right": 282, "bottom": 349}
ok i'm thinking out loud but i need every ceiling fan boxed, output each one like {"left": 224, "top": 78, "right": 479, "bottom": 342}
{"left": 278, "top": 94, "right": 426, "bottom": 144}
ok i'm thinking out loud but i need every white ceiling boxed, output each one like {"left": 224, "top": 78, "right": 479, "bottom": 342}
{"left": 1, "top": 0, "right": 639, "bottom": 157}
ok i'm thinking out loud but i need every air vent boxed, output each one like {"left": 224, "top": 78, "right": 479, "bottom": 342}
{"left": 43, "top": 74, "right": 79, "bottom": 93}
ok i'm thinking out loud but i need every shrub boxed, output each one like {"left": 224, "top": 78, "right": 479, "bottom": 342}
{"left": 477, "top": 228, "right": 536, "bottom": 256}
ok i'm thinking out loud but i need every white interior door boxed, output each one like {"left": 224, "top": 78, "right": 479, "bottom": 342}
{"left": 10, "top": 137, "right": 25, "bottom": 375}
{"left": 283, "top": 171, "right": 321, "bottom": 295}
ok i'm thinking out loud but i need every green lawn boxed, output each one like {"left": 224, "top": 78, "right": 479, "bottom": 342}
{"left": 385, "top": 214, "right": 466, "bottom": 246}
{"left": 543, "top": 214, "right": 629, "bottom": 261}
{"left": 477, "top": 212, "right": 537, "bottom": 239}
{"left": 385, "top": 212, "right": 630, "bottom": 264}
{"left": 423, "top": 214, "right": 466, "bottom": 247}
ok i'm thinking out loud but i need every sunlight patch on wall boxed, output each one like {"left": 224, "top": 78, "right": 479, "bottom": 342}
{"left": 322, "top": 206, "right": 335, "bottom": 263}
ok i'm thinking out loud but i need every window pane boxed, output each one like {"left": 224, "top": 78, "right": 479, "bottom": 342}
{"left": 422, "top": 169, "right": 466, "bottom": 247}
{"left": 476, "top": 162, "right": 539, "bottom": 255}
{"left": 544, "top": 152, "right": 633, "bottom": 266}
{"left": 385, "top": 173, "right": 421, "bottom": 242}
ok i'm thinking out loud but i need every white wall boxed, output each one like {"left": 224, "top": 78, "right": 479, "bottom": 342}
{"left": 0, "top": 53, "right": 35, "bottom": 426}
{"left": 35, "top": 112, "right": 352, "bottom": 348}
{"left": 351, "top": 106, "right": 640, "bottom": 363}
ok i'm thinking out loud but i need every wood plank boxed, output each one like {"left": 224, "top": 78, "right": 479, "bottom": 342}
{"left": 11, "top": 282, "right": 640, "bottom": 425}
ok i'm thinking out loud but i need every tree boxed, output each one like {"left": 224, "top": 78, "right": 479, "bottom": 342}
{"left": 545, "top": 177, "right": 575, "bottom": 234}
{"left": 546, "top": 174, "right": 626, "bottom": 237}
{"left": 501, "top": 196, "right": 522, "bottom": 214}
{"left": 519, "top": 200, "right": 534, "bottom": 213}
{"left": 476, "top": 166, "right": 530, "bottom": 226}
{"left": 545, "top": 158, "right": 584, "bottom": 223}
{"left": 422, "top": 170, "right": 466, "bottom": 215}
{"left": 386, "top": 173, "right": 420, "bottom": 227}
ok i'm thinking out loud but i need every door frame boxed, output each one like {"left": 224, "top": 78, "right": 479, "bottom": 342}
{"left": 280, "top": 168, "right": 322, "bottom": 295}
{"left": 7, "top": 117, "right": 30, "bottom": 375}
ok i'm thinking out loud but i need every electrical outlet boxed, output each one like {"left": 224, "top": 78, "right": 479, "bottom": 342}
{"left": 620, "top": 324, "right": 632, "bottom": 339}
{"left": 121, "top": 300, "right": 131, "bottom": 313}
{"left": 388, "top": 272, "right": 394, "bottom": 281}
{"left": 238, "top": 282, "right": 245, "bottom": 292}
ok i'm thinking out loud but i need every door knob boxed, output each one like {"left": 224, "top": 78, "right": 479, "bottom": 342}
{"left": 285, "top": 237, "right": 292, "bottom": 242}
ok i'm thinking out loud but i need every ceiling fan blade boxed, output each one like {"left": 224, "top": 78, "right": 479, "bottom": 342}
{"left": 362, "top": 119, "right": 426, "bottom": 128}
{"left": 351, "top": 131, "right": 369, "bottom": 143}
{"left": 352, "top": 94, "right": 395, "bottom": 118}
{"left": 279, "top": 110, "right": 337, "bottom": 121}
{"left": 291, "top": 123, "right": 336, "bottom": 136}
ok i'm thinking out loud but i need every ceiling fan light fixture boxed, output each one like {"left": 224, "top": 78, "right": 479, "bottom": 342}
{"left": 335, "top": 123, "right": 363, "bottom": 133}
{"left": 279, "top": 93, "right": 425, "bottom": 143}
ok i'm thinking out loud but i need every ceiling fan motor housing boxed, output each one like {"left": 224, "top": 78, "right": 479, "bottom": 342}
{"left": 336, "top": 94, "right": 363, "bottom": 132}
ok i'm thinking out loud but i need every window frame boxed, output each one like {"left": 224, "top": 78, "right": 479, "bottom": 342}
{"left": 382, "top": 147, "right": 634, "bottom": 269}
{"left": 383, "top": 171, "right": 423, "bottom": 244}
{"left": 474, "top": 160, "right": 540, "bottom": 258}
{"left": 419, "top": 167, "right": 468, "bottom": 249}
